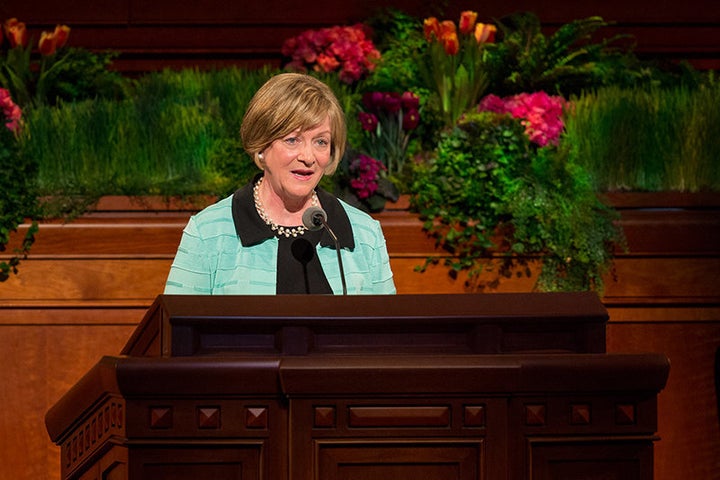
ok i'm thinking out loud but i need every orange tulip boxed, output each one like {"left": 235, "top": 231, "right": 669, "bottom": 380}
{"left": 441, "top": 32, "right": 460, "bottom": 55}
{"left": 53, "top": 24, "right": 71, "bottom": 49}
{"left": 38, "top": 31, "right": 55, "bottom": 55}
{"left": 474, "top": 23, "right": 497, "bottom": 44}
{"left": 4, "top": 18, "right": 28, "bottom": 48}
{"left": 438, "top": 20, "right": 456, "bottom": 39}
{"left": 38, "top": 24, "right": 71, "bottom": 55}
{"left": 423, "top": 17, "right": 440, "bottom": 41}
{"left": 459, "top": 11, "right": 478, "bottom": 35}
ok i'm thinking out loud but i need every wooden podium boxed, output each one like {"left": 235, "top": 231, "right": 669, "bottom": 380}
{"left": 45, "top": 293, "right": 669, "bottom": 480}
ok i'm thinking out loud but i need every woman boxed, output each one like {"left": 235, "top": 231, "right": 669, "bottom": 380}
{"left": 164, "top": 73, "right": 396, "bottom": 295}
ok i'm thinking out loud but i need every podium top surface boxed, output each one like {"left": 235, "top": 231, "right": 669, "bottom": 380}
{"left": 122, "top": 292, "right": 608, "bottom": 357}
{"left": 143, "top": 291, "right": 606, "bottom": 321}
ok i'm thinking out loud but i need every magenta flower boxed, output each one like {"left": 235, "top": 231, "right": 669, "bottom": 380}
{"left": 350, "top": 154, "right": 385, "bottom": 199}
{"left": 402, "top": 108, "right": 420, "bottom": 130}
{"left": 362, "top": 91, "right": 385, "bottom": 111}
{"left": 357, "top": 90, "right": 422, "bottom": 174}
{"left": 401, "top": 91, "right": 420, "bottom": 110}
{"left": 381, "top": 92, "right": 402, "bottom": 113}
{"left": 358, "top": 112, "right": 378, "bottom": 131}
{"left": 478, "top": 91, "right": 567, "bottom": 147}
{"left": 0, "top": 88, "right": 22, "bottom": 133}
{"left": 477, "top": 94, "right": 505, "bottom": 113}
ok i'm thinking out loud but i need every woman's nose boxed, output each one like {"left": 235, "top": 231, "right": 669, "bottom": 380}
{"left": 297, "top": 142, "right": 315, "bottom": 164}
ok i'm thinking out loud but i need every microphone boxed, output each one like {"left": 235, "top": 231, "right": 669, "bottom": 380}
{"left": 302, "top": 206, "right": 347, "bottom": 295}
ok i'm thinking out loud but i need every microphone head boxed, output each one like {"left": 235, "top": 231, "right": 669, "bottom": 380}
{"left": 302, "top": 206, "right": 326, "bottom": 231}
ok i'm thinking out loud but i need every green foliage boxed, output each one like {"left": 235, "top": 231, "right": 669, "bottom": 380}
{"left": 364, "top": 9, "right": 428, "bottom": 94}
{"left": 362, "top": 10, "right": 442, "bottom": 155}
{"left": 0, "top": 45, "right": 127, "bottom": 107}
{"left": 22, "top": 67, "right": 278, "bottom": 213}
{"left": 8, "top": 10, "right": 715, "bottom": 290}
{"left": 410, "top": 112, "right": 624, "bottom": 292}
{"left": 42, "top": 48, "right": 127, "bottom": 104}
{"left": 484, "top": 12, "right": 632, "bottom": 96}
{"left": 565, "top": 81, "right": 720, "bottom": 191}
{"left": 0, "top": 124, "right": 38, "bottom": 281}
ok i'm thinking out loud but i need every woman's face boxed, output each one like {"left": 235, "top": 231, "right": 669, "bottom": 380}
{"left": 261, "top": 116, "right": 332, "bottom": 205}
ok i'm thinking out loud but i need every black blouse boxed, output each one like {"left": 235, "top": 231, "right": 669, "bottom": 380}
{"left": 231, "top": 177, "right": 354, "bottom": 294}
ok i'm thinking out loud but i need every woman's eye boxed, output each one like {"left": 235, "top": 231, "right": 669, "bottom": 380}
{"left": 284, "top": 137, "right": 300, "bottom": 147}
{"left": 315, "top": 138, "right": 330, "bottom": 148}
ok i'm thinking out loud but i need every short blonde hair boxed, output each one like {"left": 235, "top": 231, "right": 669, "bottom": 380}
{"left": 240, "top": 73, "right": 346, "bottom": 175}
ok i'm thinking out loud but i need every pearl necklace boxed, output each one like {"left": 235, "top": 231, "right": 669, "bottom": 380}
{"left": 253, "top": 177, "right": 319, "bottom": 238}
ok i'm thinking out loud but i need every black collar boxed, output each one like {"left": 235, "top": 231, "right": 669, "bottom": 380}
{"left": 231, "top": 176, "right": 355, "bottom": 250}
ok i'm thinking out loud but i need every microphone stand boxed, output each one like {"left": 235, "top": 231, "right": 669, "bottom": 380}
{"left": 303, "top": 206, "right": 348, "bottom": 296}
{"left": 318, "top": 217, "right": 347, "bottom": 296}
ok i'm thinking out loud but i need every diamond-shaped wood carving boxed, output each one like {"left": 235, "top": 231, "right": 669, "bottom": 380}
{"left": 615, "top": 403, "right": 636, "bottom": 425}
{"left": 525, "top": 404, "right": 546, "bottom": 426}
{"left": 314, "top": 406, "right": 336, "bottom": 428}
{"left": 246, "top": 407, "right": 268, "bottom": 429}
{"left": 197, "top": 407, "right": 221, "bottom": 429}
{"left": 570, "top": 404, "right": 591, "bottom": 425}
{"left": 464, "top": 405, "right": 486, "bottom": 427}
{"left": 149, "top": 407, "right": 173, "bottom": 429}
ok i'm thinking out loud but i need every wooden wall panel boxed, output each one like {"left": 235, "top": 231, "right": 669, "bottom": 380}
{"left": 607, "top": 321, "right": 720, "bottom": 480}
{"left": 0, "top": 323, "right": 137, "bottom": 480}
{"left": 3, "top": 0, "right": 719, "bottom": 72}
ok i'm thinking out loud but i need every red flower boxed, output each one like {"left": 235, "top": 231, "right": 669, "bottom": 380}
{"left": 358, "top": 111, "right": 378, "bottom": 131}
{"left": 382, "top": 92, "right": 401, "bottom": 113}
{"left": 38, "top": 25, "right": 70, "bottom": 56}
{"left": 281, "top": 24, "right": 380, "bottom": 84}
{"left": 362, "top": 91, "right": 385, "bottom": 111}
{"left": 402, "top": 108, "right": 420, "bottom": 130}
{"left": 401, "top": 91, "right": 420, "bottom": 110}
{"left": 438, "top": 20, "right": 456, "bottom": 39}
{"left": 423, "top": 17, "right": 440, "bottom": 41}
{"left": 441, "top": 32, "right": 460, "bottom": 55}
{"left": 315, "top": 53, "right": 340, "bottom": 73}
{"left": 4, "top": 18, "right": 28, "bottom": 48}
{"left": 474, "top": 23, "right": 497, "bottom": 44}
{"left": 459, "top": 11, "right": 478, "bottom": 35}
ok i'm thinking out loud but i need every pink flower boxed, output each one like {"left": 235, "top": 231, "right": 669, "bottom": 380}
{"left": 477, "top": 94, "right": 505, "bottom": 113}
{"left": 0, "top": 88, "right": 22, "bottom": 133}
{"left": 478, "top": 91, "right": 567, "bottom": 147}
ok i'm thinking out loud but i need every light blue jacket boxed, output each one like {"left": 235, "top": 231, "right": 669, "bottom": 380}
{"left": 164, "top": 186, "right": 396, "bottom": 295}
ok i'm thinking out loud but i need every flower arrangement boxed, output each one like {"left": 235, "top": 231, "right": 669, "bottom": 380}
{"left": 478, "top": 91, "right": 567, "bottom": 147}
{"left": 0, "top": 87, "right": 37, "bottom": 282}
{"left": 420, "top": 10, "right": 497, "bottom": 126}
{"left": 281, "top": 24, "right": 381, "bottom": 84}
{"left": 0, "top": 18, "right": 124, "bottom": 107}
{"left": 358, "top": 90, "right": 420, "bottom": 175}
{"left": 411, "top": 110, "right": 623, "bottom": 292}
{"left": 349, "top": 153, "right": 386, "bottom": 200}
{"left": 1, "top": 18, "right": 71, "bottom": 106}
